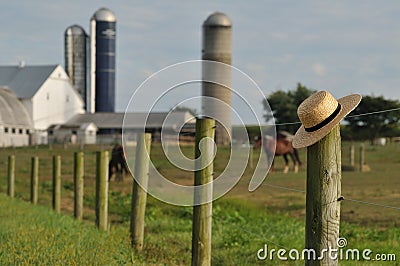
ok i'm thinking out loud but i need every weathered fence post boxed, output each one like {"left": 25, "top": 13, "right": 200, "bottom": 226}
{"left": 306, "top": 125, "right": 341, "bottom": 266}
{"left": 130, "top": 133, "right": 152, "bottom": 251}
{"left": 74, "top": 152, "right": 84, "bottom": 220}
{"left": 359, "top": 143, "right": 365, "bottom": 172}
{"left": 52, "top": 155, "right": 61, "bottom": 213}
{"left": 191, "top": 118, "right": 215, "bottom": 266}
{"left": 30, "top": 156, "right": 39, "bottom": 205}
{"left": 349, "top": 143, "right": 355, "bottom": 167}
{"left": 7, "top": 155, "right": 15, "bottom": 198}
{"left": 96, "top": 151, "right": 109, "bottom": 231}
{"left": 248, "top": 145, "right": 254, "bottom": 170}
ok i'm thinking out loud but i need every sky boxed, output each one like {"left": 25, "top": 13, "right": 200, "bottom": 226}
{"left": 1, "top": 1, "right": 399, "bottom": 124}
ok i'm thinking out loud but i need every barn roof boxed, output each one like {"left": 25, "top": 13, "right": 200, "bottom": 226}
{"left": 0, "top": 65, "right": 57, "bottom": 99}
{"left": 0, "top": 88, "right": 32, "bottom": 127}
{"left": 64, "top": 111, "right": 195, "bottom": 131}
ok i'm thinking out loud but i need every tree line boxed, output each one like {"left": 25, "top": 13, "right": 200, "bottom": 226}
{"left": 263, "top": 83, "right": 400, "bottom": 142}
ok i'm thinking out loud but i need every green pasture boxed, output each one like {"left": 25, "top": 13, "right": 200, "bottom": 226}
{"left": 0, "top": 141, "right": 399, "bottom": 265}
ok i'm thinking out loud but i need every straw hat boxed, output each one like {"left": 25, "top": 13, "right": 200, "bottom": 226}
{"left": 292, "top": 91, "right": 362, "bottom": 148}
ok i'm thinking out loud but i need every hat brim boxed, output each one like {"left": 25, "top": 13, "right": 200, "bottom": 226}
{"left": 292, "top": 94, "right": 362, "bottom": 149}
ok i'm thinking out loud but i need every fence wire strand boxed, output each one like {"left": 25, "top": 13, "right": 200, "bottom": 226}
{"left": 263, "top": 182, "right": 400, "bottom": 211}
{"left": 273, "top": 107, "right": 400, "bottom": 126}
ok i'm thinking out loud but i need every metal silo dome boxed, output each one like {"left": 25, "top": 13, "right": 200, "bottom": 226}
{"left": 203, "top": 12, "right": 231, "bottom": 27}
{"left": 92, "top": 7, "right": 116, "bottom": 22}
{"left": 65, "top": 24, "right": 86, "bottom": 36}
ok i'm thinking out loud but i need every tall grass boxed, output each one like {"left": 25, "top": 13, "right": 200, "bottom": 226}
{"left": 1, "top": 193, "right": 398, "bottom": 265}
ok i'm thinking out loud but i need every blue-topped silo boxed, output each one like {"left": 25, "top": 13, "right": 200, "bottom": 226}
{"left": 90, "top": 7, "right": 116, "bottom": 113}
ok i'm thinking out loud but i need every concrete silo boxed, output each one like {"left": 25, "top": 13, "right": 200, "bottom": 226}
{"left": 90, "top": 7, "right": 116, "bottom": 113}
{"left": 64, "top": 25, "right": 88, "bottom": 110}
{"left": 202, "top": 12, "right": 232, "bottom": 145}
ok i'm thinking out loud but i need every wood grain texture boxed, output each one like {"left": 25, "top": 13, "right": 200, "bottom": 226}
{"left": 74, "top": 152, "right": 84, "bottom": 220}
{"left": 306, "top": 125, "right": 341, "bottom": 266}
{"left": 7, "top": 155, "right": 15, "bottom": 198}
{"left": 30, "top": 156, "right": 39, "bottom": 205}
{"left": 52, "top": 155, "right": 61, "bottom": 213}
{"left": 96, "top": 151, "right": 109, "bottom": 231}
{"left": 192, "top": 118, "right": 215, "bottom": 266}
{"left": 130, "top": 133, "right": 152, "bottom": 251}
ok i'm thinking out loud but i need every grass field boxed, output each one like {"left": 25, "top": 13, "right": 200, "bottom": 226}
{"left": 0, "top": 141, "right": 399, "bottom": 264}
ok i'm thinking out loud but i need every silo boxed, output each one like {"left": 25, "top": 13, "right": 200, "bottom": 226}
{"left": 202, "top": 12, "right": 232, "bottom": 145}
{"left": 64, "top": 25, "right": 88, "bottom": 109}
{"left": 90, "top": 7, "right": 116, "bottom": 113}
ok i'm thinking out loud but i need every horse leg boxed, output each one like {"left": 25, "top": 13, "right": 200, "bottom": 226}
{"left": 109, "top": 161, "right": 115, "bottom": 181}
{"left": 283, "top": 154, "right": 289, "bottom": 174}
{"left": 289, "top": 152, "right": 299, "bottom": 173}
{"left": 116, "top": 162, "right": 123, "bottom": 182}
{"left": 293, "top": 148, "right": 302, "bottom": 167}
{"left": 269, "top": 157, "right": 275, "bottom": 173}
{"left": 123, "top": 161, "right": 129, "bottom": 177}
{"left": 266, "top": 152, "right": 275, "bottom": 173}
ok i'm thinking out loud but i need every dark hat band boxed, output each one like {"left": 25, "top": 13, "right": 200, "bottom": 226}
{"left": 304, "top": 103, "right": 342, "bottom": 132}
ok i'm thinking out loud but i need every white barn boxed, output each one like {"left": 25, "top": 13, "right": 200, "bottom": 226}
{"left": 0, "top": 88, "right": 33, "bottom": 147}
{"left": 0, "top": 64, "right": 85, "bottom": 144}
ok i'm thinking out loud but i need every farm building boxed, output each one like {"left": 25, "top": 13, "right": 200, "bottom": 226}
{"left": 48, "top": 122, "right": 98, "bottom": 145}
{"left": 0, "top": 88, "right": 33, "bottom": 147}
{"left": 0, "top": 64, "right": 85, "bottom": 144}
{"left": 48, "top": 111, "right": 196, "bottom": 144}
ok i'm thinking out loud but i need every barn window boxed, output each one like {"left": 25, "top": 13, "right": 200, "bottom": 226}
{"left": 66, "top": 95, "right": 70, "bottom": 102}
{"left": 26, "top": 129, "right": 30, "bottom": 135}
{"left": 5, "top": 127, "right": 9, "bottom": 133}
{"left": 46, "top": 93, "right": 50, "bottom": 100}
{"left": 19, "top": 129, "right": 23, "bottom": 134}
{"left": 12, "top": 128, "right": 16, "bottom": 134}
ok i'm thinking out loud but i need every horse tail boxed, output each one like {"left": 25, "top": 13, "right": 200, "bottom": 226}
{"left": 293, "top": 148, "right": 302, "bottom": 166}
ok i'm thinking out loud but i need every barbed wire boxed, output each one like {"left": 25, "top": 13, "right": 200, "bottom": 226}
{"left": 263, "top": 181, "right": 400, "bottom": 211}
{"left": 347, "top": 107, "right": 400, "bottom": 118}
{"left": 274, "top": 107, "right": 400, "bottom": 126}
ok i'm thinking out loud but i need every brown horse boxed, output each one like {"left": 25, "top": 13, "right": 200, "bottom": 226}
{"left": 109, "top": 144, "right": 129, "bottom": 181}
{"left": 254, "top": 131, "right": 302, "bottom": 173}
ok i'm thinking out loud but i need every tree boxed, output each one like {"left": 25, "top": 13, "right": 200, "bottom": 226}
{"left": 263, "top": 83, "right": 315, "bottom": 133}
{"left": 345, "top": 95, "right": 400, "bottom": 142}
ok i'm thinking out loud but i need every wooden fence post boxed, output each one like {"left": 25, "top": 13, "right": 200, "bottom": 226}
{"left": 191, "top": 118, "right": 215, "bottom": 266}
{"left": 130, "top": 133, "right": 152, "bottom": 251}
{"left": 74, "top": 152, "right": 84, "bottom": 220}
{"left": 359, "top": 144, "right": 365, "bottom": 172}
{"left": 30, "top": 156, "right": 39, "bottom": 205}
{"left": 96, "top": 151, "right": 109, "bottom": 231}
{"left": 7, "top": 155, "right": 15, "bottom": 198}
{"left": 248, "top": 145, "right": 254, "bottom": 170}
{"left": 52, "top": 155, "right": 61, "bottom": 213}
{"left": 349, "top": 143, "right": 355, "bottom": 167}
{"left": 306, "top": 125, "right": 341, "bottom": 266}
